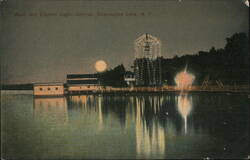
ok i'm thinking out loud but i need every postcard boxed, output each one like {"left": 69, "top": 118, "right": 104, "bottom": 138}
{"left": 0, "top": 0, "right": 249, "bottom": 159}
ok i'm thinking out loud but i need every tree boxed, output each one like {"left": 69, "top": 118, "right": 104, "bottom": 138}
{"left": 161, "top": 32, "right": 249, "bottom": 85}
{"left": 100, "top": 64, "right": 127, "bottom": 87}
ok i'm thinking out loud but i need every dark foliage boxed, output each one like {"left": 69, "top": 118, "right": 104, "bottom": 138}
{"left": 161, "top": 32, "right": 249, "bottom": 85}
{"left": 1, "top": 84, "right": 34, "bottom": 90}
{"left": 99, "top": 64, "right": 127, "bottom": 87}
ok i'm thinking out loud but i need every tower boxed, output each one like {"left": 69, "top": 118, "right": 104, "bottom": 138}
{"left": 134, "top": 33, "right": 162, "bottom": 86}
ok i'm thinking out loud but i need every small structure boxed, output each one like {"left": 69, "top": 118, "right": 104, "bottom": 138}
{"left": 33, "top": 83, "right": 64, "bottom": 96}
{"left": 124, "top": 71, "right": 135, "bottom": 87}
{"left": 67, "top": 74, "right": 100, "bottom": 93}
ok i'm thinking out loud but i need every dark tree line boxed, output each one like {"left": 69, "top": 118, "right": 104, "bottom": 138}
{"left": 161, "top": 32, "right": 249, "bottom": 85}
{"left": 1, "top": 84, "right": 34, "bottom": 90}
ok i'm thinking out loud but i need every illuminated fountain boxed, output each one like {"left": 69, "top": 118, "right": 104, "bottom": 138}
{"left": 174, "top": 67, "right": 195, "bottom": 91}
{"left": 175, "top": 67, "right": 194, "bottom": 134}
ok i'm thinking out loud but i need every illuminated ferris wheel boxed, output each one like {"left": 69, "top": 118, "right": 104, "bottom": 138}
{"left": 134, "top": 33, "right": 161, "bottom": 59}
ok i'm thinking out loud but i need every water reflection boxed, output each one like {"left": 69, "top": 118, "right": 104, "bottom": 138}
{"left": 135, "top": 96, "right": 166, "bottom": 158}
{"left": 66, "top": 95, "right": 168, "bottom": 158}
{"left": 176, "top": 94, "right": 193, "bottom": 134}
{"left": 31, "top": 93, "right": 249, "bottom": 159}
{"left": 34, "top": 97, "right": 68, "bottom": 124}
{"left": 66, "top": 95, "right": 102, "bottom": 126}
{"left": 33, "top": 95, "right": 182, "bottom": 158}
{"left": 98, "top": 96, "right": 104, "bottom": 130}
{"left": 33, "top": 94, "right": 195, "bottom": 156}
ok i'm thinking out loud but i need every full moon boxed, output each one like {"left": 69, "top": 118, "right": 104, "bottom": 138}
{"left": 95, "top": 60, "right": 107, "bottom": 72}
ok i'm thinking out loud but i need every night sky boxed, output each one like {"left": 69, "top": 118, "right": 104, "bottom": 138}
{"left": 0, "top": 0, "right": 249, "bottom": 84}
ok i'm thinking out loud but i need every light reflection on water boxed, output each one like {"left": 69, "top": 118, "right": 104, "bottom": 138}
{"left": 32, "top": 94, "right": 198, "bottom": 158}
{"left": 135, "top": 96, "right": 165, "bottom": 158}
{"left": 176, "top": 94, "right": 193, "bottom": 134}
{"left": 34, "top": 98, "right": 68, "bottom": 125}
{"left": 33, "top": 94, "right": 187, "bottom": 158}
{"left": 2, "top": 92, "right": 249, "bottom": 159}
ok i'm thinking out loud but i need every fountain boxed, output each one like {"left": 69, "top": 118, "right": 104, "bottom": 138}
{"left": 174, "top": 67, "right": 195, "bottom": 91}
{"left": 175, "top": 67, "right": 195, "bottom": 134}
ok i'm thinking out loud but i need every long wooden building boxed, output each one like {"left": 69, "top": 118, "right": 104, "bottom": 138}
{"left": 66, "top": 74, "right": 100, "bottom": 93}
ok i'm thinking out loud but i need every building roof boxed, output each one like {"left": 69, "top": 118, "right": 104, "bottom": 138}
{"left": 34, "top": 82, "right": 64, "bottom": 86}
{"left": 67, "top": 74, "right": 99, "bottom": 79}
{"left": 67, "top": 80, "right": 99, "bottom": 85}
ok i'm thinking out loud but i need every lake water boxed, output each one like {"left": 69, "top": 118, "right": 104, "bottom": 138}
{"left": 1, "top": 91, "right": 249, "bottom": 159}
